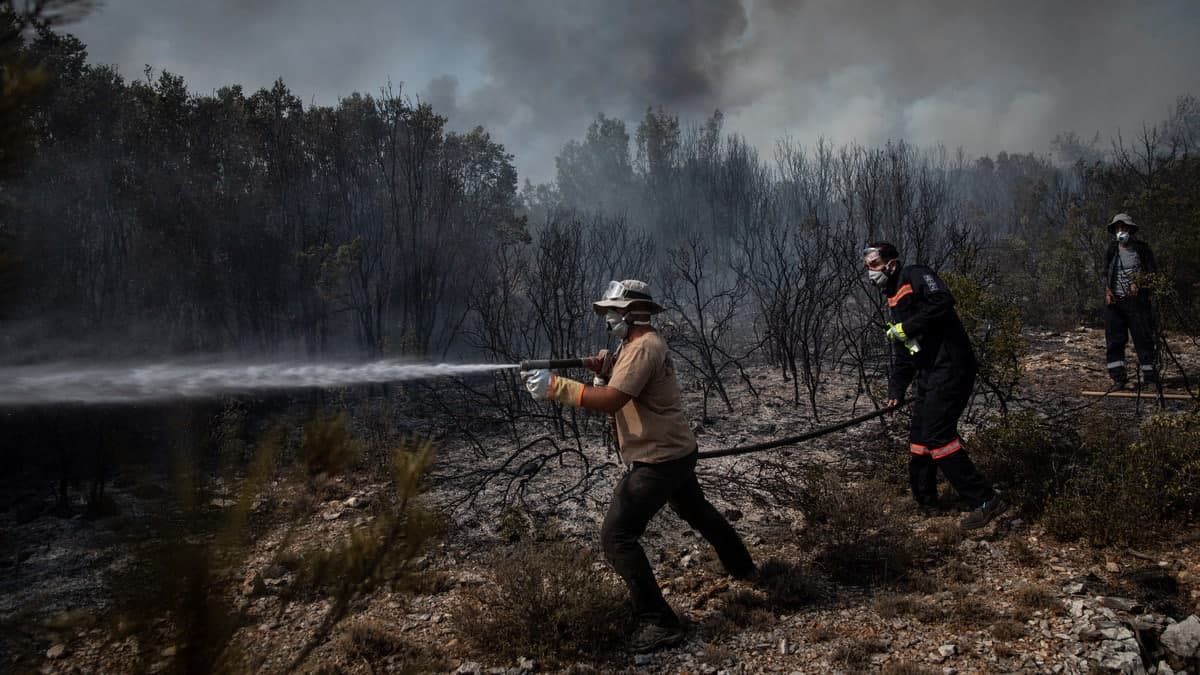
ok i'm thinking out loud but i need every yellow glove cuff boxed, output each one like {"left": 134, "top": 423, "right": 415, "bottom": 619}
{"left": 893, "top": 323, "right": 908, "bottom": 340}
{"left": 547, "top": 374, "right": 586, "bottom": 407}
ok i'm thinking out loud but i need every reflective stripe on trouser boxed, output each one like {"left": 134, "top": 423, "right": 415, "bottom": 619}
{"left": 909, "top": 368, "right": 994, "bottom": 507}
{"left": 912, "top": 439, "right": 961, "bottom": 459}
{"left": 1105, "top": 297, "right": 1156, "bottom": 378}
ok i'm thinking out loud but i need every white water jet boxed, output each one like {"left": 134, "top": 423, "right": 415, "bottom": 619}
{"left": 0, "top": 360, "right": 520, "bottom": 405}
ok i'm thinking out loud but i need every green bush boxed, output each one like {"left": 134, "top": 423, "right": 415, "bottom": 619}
{"left": 969, "top": 412, "right": 1085, "bottom": 517}
{"left": 453, "top": 541, "right": 631, "bottom": 663}
{"left": 945, "top": 271, "right": 1026, "bottom": 410}
{"left": 1042, "top": 412, "right": 1200, "bottom": 546}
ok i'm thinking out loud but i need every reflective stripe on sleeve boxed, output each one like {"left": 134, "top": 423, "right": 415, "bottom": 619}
{"left": 888, "top": 284, "right": 914, "bottom": 308}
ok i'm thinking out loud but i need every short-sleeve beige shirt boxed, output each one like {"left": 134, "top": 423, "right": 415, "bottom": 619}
{"left": 606, "top": 331, "right": 696, "bottom": 464}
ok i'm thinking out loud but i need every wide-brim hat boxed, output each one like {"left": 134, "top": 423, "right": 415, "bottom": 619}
{"left": 1107, "top": 213, "right": 1138, "bottom": 233}
{"left": 592, "top": 279, "right": 664, "bottom": 315}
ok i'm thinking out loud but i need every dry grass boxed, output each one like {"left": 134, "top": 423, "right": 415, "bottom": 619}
{"left": 990, "top": 619, "right": 1028, "bottom": 640}
{"left": 831, "top": 637, "right": 889, "bottom": 669}
{"left": 882, "top": 661, "right": 942, "bottom": 675}
{"left": 1013, "top": 582, "right": 1060, "bottom": 613}
{"left": 335, "top": 618, "right": 447, "bottom": 671}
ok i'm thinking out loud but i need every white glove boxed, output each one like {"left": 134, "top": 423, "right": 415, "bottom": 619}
{"left": 522, "top": 369, "right": 552, "bottom": 400}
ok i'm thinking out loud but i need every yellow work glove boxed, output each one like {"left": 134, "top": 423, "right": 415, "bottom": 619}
{"left": 522, "top": 369, "right": 585, "bottom": 407}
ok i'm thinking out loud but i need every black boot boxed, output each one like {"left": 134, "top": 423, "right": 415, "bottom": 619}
{"left": 1108, "top": 363, "right": 1128, "bottom": 389}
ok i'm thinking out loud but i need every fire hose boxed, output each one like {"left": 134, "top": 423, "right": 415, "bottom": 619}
{"left": 518, "top": 358, "right": 904, "bottom": 459}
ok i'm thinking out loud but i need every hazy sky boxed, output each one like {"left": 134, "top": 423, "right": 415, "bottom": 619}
{"left": 71, "top": 0, "right": 1200, "bottom": 183}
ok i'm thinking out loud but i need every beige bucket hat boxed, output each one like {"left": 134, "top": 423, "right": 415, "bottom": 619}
{"left": 591, "top": 279, "right": 665, "bottom": 315}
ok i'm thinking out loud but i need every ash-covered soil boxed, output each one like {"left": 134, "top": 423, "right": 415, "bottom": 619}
{"left": 4, "top": 327, "right": 1200, "bottom": 674}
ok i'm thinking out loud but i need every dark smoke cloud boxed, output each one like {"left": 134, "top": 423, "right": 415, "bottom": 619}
{"left": 72, "top": 0, "right": 1200, "bottom": 181}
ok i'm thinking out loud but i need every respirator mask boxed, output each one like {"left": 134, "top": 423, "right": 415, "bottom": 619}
{"left": 863, "top": 247, "right": 894, "bottom": 288}
{"left": 605, "top": 310, "right": 630, "bottom": 339}
{"left": 1116, "top": 230, "right": 1131, "bottom": 243}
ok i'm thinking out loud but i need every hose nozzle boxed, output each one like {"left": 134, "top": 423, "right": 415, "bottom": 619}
{"left": 519, "top": 357, "right": 589, "bottom": 371}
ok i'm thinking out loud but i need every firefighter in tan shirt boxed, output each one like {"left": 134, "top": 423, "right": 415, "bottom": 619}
{"left": 522, "top": 279, "right": 755, "bottom": 653}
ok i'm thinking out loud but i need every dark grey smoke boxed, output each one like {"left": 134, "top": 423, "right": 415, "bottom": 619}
{"left": 72, "top": 0, "right": 1200, "bottom": 181}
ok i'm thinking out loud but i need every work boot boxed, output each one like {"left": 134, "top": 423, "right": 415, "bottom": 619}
{"left": 916, "top": 497, "right": 945, "bottom": 516}
{"left": 1109, "top": 366, "right": 1128, "bottom": 390}
{"left": 630, "top": 621, "right": 685, "bottom": 653}
{"left": 918, "top": 502, "right": 945, "bottom": 518}
{"left": 959, "top": 494, "right": 1009, "bottom": 530}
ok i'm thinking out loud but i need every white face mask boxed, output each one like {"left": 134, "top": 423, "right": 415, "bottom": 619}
{"left": 868, "top": 269, "right": 889, "bottom": 287}
{"left": 606, "top": 310, "right": 629, "bottom": 339}
{"left": 1116, "top": 230, "right": 1131, "bottom": 243}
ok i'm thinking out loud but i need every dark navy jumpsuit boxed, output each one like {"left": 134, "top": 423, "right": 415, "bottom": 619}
{"left": 1102, "top": 239, "right": 1158, "bottom": 384}
{"left": 885, "top": 265, "right": 995, "bottom": 507}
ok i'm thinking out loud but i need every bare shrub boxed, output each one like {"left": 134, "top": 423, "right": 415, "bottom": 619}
{"left": 754, "top": 559, "right": 826, "bottom": 611}
{"left": 719, "top": 589, "right": 774, "bottom": 630}
{"left": 795, "top": 467, "right": 915, "bottom": 585}
{"left": 301, "top": 411, "right": 361, "bottom": 476}
{"left": 453, "top": 541, "right": 631, "bottom": 663}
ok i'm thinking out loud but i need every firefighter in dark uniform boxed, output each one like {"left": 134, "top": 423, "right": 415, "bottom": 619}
{"left": 863, "top": 242, "right": 1007, "bottom": 529}
{"left": 1103, "top": 213, "right": 1158, "bottom": 388}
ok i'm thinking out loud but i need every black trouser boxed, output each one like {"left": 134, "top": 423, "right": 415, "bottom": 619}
{"left": 601, "top": 451, "right": 754, "bottom": 627}
{"left": 908, "top": 367, "right": 994, "bottom": 507}
{"left": 1105, "top": 295, "right": 1157, "bottom": 382}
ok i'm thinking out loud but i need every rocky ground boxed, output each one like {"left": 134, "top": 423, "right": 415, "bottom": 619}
{"left": 3, "top": 326, "right": 1200, "bottom": 674}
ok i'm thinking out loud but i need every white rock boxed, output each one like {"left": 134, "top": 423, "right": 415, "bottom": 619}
{"left": 46, "top": 644, "right": 66, "bottom": 659}
{"left": 1160, "top": 614, "right": 1200, "bottom": 659}
{"left": 1097, "top": 649, "right": 1145, "bottom": 675}
{"left": 938, "top": 644, "right": 957, "bottom": 657}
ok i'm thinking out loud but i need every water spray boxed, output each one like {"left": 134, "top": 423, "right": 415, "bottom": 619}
{"left": 0, "top": 359, "right": 524, "bottom": 406}
{"left": 0, "top": 353, "right": 602, "bottom": 406}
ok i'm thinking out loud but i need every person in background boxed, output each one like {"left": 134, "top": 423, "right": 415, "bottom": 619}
{"left": 521, "top": 279, "right": 756, "bottom": 654}
{"left": 1103, "top": 213, "right": 1159, "bottom": 389}
{"left": 863, "top": 243, "right": 1007, "bottom": 529}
